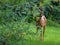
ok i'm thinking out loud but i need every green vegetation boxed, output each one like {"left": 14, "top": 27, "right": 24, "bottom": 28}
{"left": 0, "top": 21, "right": 60, "bottom": 45}
{"left": 0, "top": 0, "right": 60, "bottom": 45}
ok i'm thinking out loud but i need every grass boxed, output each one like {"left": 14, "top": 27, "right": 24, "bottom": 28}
{"left": 20, "top": 21, "right": 60, "bottom": 45}
{"left": 44, "top": 25, "right": 60, "bottom": 45}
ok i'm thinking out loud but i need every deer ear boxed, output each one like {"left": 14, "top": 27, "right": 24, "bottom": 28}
{"left": 39, "top": 7, "right": 45, "bottom": 11}
{"left": 39, "top": 7, "right": 42, "bottom": 11}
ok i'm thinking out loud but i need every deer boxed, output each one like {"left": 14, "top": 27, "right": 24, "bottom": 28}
{"left": 36, "top": 7, "right": 47, "bottom": 42}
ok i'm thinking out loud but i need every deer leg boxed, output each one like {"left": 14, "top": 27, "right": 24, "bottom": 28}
{"left": 43, "top": 26, "right": 45, "bottom": 37}
{"left": 40, "top": 27, "right": 43, "bottom": 42}
{"left": 36, "top": 25, "right": 40, "bottom": 33}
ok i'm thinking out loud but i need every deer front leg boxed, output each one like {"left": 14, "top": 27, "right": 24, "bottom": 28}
{"left": 40, "top": 27, "right": 44, "bottom": 42}
{"left": 43, "top": 26, "right": 45, "bottom": 37}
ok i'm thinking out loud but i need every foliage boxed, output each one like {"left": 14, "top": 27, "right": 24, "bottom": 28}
{"left": 44, "top": 0, "right": 60, "bottom": 23}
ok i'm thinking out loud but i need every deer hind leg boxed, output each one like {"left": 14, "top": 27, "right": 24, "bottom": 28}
{"left": 36, "top": 26, "right": 40, "bottom": 33}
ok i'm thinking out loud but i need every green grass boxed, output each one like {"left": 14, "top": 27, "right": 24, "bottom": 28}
{"left": 20, "top": 22, "right": 60, "bottom": 45}
{"left": 44, "top": 25, "right": 60, "bottom": 45}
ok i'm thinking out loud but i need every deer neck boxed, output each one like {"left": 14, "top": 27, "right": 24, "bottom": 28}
{"left": 40, "top": 13, "right": 44, "bottom": 17}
